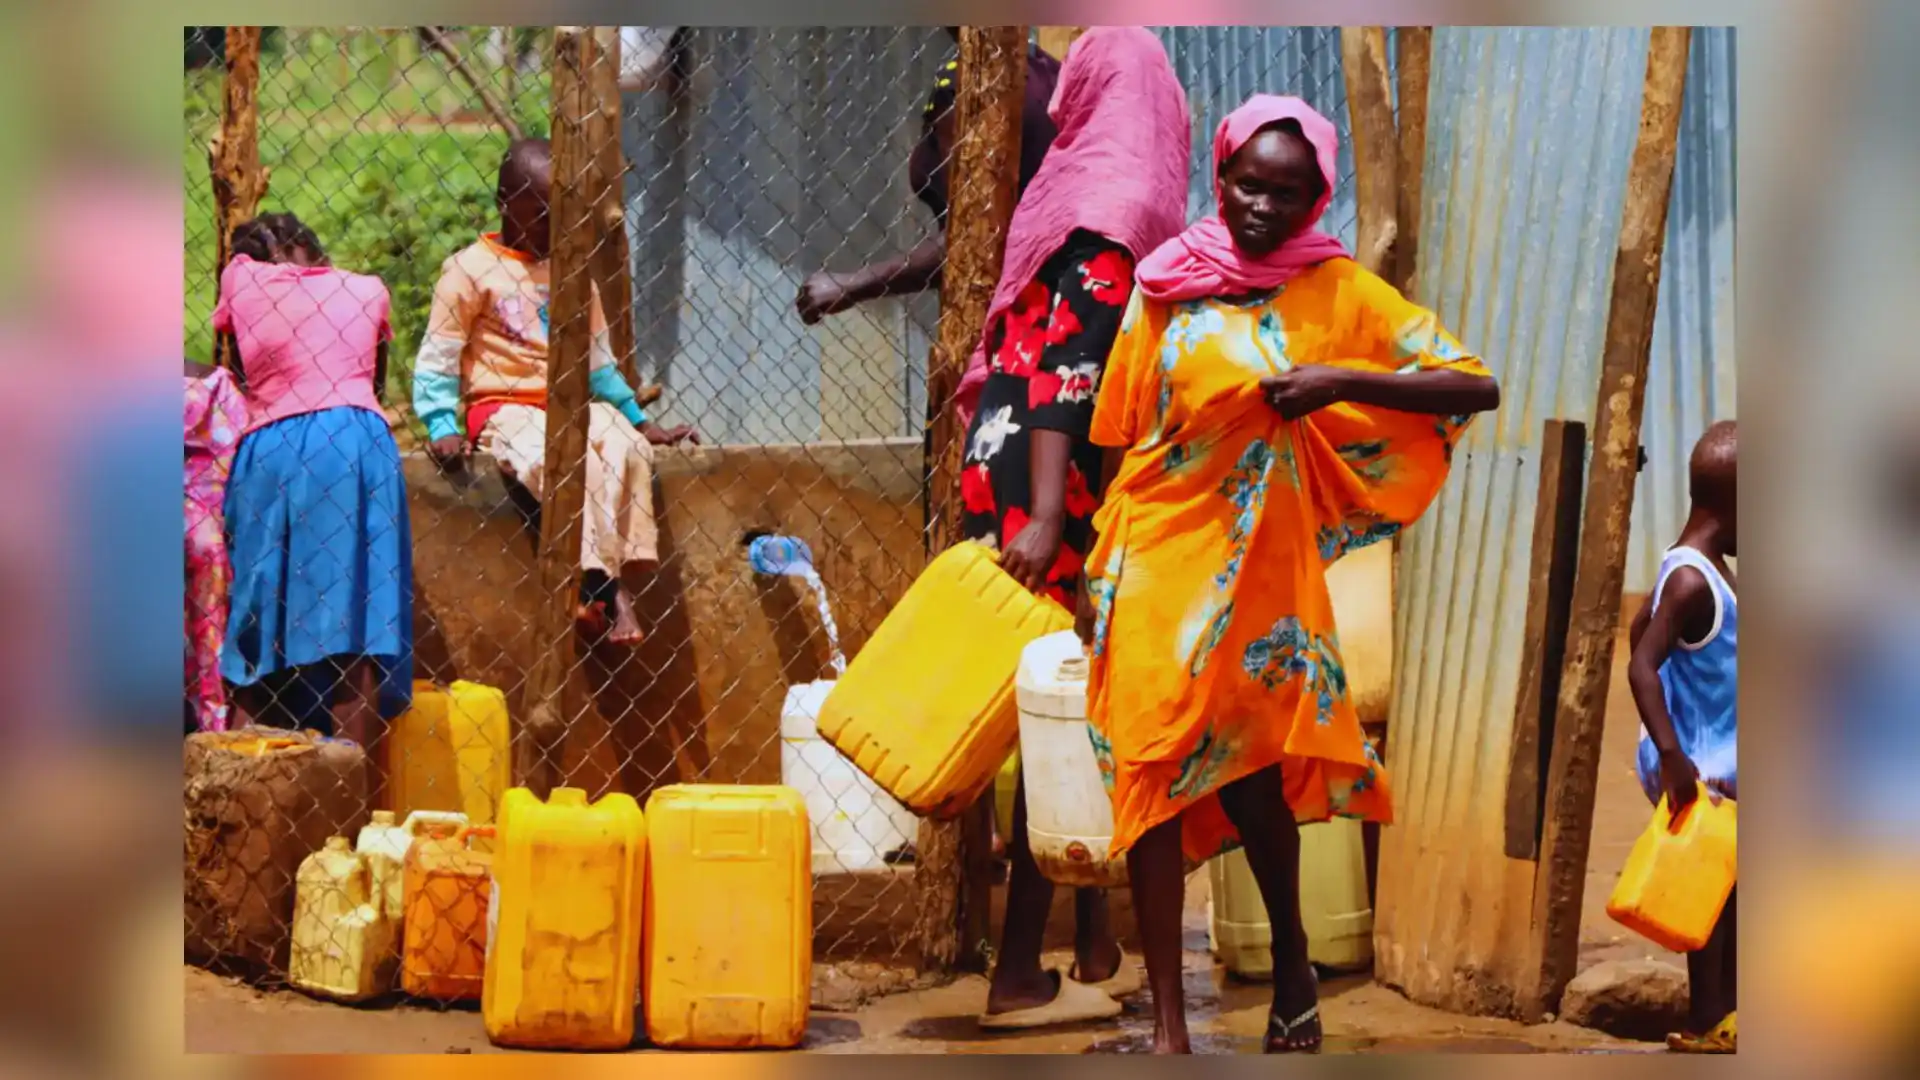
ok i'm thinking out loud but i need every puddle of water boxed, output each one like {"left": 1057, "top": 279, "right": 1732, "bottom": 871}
{"left": 803, "top": 1015, "right": 863, "bottom": 1048}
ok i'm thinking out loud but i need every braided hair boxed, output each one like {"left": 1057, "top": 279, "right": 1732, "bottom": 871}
{"left": 228, "top": 211, "right": 327, "bottom": 266}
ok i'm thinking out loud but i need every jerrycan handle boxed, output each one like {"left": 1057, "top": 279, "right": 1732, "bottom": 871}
{"left": 1660, "top": 781, "right": 1717, "bottom": 835}
{"left": 460, "top": 825, "right": 497, "bottom": 850}
{"left": 402, "top": 809, "right": 469, "bottom": 836}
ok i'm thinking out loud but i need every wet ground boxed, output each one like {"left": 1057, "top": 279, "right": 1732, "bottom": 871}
{"left": 184, "top": 948, "right": 1646, "bottom": 1055}
{"left": 184, "top": 626, "right": 1672, "bottom": 1054}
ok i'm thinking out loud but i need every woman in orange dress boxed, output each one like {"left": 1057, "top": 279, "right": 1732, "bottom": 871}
{"left": 1084, "top": 95, "right": 1500, "bottom": 1053}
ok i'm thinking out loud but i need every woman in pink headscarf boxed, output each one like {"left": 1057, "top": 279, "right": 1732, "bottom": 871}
{"left": 1084, "top": 96, "right": 1499, "bottom": 1052}
{"left": 957, "top": 27, "right": 1191, "bottom": 1031}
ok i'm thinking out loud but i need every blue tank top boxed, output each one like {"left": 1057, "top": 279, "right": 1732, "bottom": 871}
{"left": 1635, "top": 547, "right": 1738, "bottom": 800}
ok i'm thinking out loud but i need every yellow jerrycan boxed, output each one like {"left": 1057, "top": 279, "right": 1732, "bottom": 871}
{"left": 387, "top": 680, "right": 510, "bottom": 835}
{"left": 1607, "top": 784, "right": 1737, "bottom": 953}
{"left": 483, "top": 787, "right": 647, "bottom": 1050}
{"left": 643, "top": 784, "right": 812, "bottom": 1049}
{"left": 1208, "top": 818, "right": 1374, "bottom": 977}
{"left": 817, "top": 541, "right": 1071, "bottom": 818}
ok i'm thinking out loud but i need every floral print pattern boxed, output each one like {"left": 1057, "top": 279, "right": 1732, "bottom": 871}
{"left": 1085, "top": 258, "right": 1491, "bottom": 865}
{"left": 185, "top": 368, "right": 248, "bottom": 733}
{"left": 960, "top": 231, "right": 1136, "bottom": 607}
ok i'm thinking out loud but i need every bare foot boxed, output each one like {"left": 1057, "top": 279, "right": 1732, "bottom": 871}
{"left": 984, "top": 967, "right": 1061, "bottom": 1018}
{"left": 576, "top": 600, "right": 611, "bottom": 639}
{"left": 607, "top": 587, "right": 645, "bottom": 646}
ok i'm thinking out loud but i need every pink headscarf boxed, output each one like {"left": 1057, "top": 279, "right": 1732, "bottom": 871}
{"left": 1136, "top": 94, "right": 1351, "bottom": 303}
{"left": 953, "top": 27, "right": 1192, "bottom": 429}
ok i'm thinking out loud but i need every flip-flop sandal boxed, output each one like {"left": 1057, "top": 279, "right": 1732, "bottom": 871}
{"left": 1263, "top": 1003, "right": 1323, "bottom": 1053}
{"left": 1667, "top": 1012, "right": 1736, "bottom": 1054}
{"left": 977, "top": 971, "right": 1124, "bottom": 1031}
{"left": 1071, "top": 959, "right": 1143, "bottom": 1000}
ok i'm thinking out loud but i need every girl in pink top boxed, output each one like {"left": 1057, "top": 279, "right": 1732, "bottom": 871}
{"left": 212, "top": 213, "right": 412, "bottom": 807}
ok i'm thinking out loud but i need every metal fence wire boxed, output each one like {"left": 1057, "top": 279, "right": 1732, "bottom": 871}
{"left": 182, "top": 25, "right": 1362, "bottom": 1003}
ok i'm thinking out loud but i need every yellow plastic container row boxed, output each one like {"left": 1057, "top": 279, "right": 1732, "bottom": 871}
{"left": 819, "top": 542, "right": 1072, "bottom": 818}
{"left": 1607, "top": 784, "right": 1737, "bottom": 953}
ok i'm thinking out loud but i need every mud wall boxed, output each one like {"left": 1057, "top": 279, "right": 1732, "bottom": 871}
{"left": 404, "top": 440, "right": 926, "bottom": 803}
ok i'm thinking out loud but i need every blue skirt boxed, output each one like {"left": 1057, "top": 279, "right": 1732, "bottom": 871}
{"left": 220, "top": 406, "right": 413, "bottom": 717}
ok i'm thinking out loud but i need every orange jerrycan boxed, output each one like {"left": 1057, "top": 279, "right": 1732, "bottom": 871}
{"left": 1607, "top": 783, "right": 1737, "bottom": 953}
{"left": 401, "top": 823, "right": 494, "bottom": 1001}
{"left": 643, "top": 784, "right": 812, "bottom": 1049}
{"left": 817, "top": 541, "right": 1072, "bottom": 817}
{"left": 483, "top": 787, "right": 647, "bottom": 1051}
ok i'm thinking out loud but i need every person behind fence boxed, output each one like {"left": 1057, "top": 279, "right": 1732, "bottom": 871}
{"left": 794, "top": 25, "right": 1060, "bottom": 362}
{"left": 184, "top": 358, "right": 247, "bottom": 733}
{"left": 955, "top": 27, "right": 1191, "bottom": 1032}
{"left": 1625, "top": 420, "right": 1737, "bottom": 1054}
{"left": 213, "top": 213, "right": 414, "bottom": 792}
{"left": 1085, "top": 95, "right": 1500, "bottom": 1053}
{"left": 413, "top": 138, "right": 698, "bottom": 646}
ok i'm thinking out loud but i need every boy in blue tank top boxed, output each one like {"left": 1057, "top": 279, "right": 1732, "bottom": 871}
{"left": 1626, "top": 419, "right": 1737, "bottom": 1053}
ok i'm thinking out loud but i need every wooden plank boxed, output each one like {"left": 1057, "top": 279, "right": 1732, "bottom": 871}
{"left": 1525, "top": 26, "right": 1691, "bottom": 1021}
{"left": 1340, "top": 27, "right": 1398, "bottom": 277}
{"left": 208, "top": 26, "right": 267, "bottom": 372}
{"left": 583, "top": 26, "right": 642, "bottom": 390}
{"left": 1393, "top": 27, "right": 1433, "bottom": 297}
{"left": 516, "top": 26, "right": 608, "bottom": 796}
{"left": 1503, "top": 419, "right": 1587, "bottom": 861}
{"left": 915, "top": 24, "right": 1029, "bottom": 975}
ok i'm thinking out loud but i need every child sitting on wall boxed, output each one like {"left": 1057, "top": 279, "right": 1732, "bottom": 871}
{"left": 412, "top": 138, "right": 697, "bottom": 645}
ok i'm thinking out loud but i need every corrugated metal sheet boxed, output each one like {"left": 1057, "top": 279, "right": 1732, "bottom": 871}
{"left": 1378, "top": 26, "right": 1655, "bottom": 1017}
{"left": 621, "top": 27, "right": 945, "bottom": 444}
{"left": 1630, "top": 28, "right": 1737, "bottom": 592}
{"left": 1156, "top": 27, "right": 1363, "bottom": 246}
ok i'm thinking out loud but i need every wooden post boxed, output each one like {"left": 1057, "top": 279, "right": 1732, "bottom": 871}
{"left": 916, "top": 25, "right": 1028, "bottom": 975}
{"left": 1526, "top": 26, "right": 1690, "bottom": 1019}
{"left": 1504, "top": 419, "right": 1587, "bottom": 861}
{"left": 1393, "top": 27, "right": 1434, "bottom": 297}
{"left": 517, "top": 26, "right": 609, "bottom": 796}
{"left": 1340, "top": 27, "right": 1398, "bottom": 277}
{"left": 584, "top": 26, "right": 642, "bottom": 391}
{"left": 1036, "top": 26, "right": 1085, "bottom": 61}
{"left": 208, "top": 26, "right": 267, "bottom": 371}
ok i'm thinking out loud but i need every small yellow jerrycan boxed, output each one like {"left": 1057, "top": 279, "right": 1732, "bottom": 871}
{"left": 1607, "top": 783, "right": 1737, "bottom": 953}
{"left": 289, "top": 837, "right": 398, "bottom": 1002}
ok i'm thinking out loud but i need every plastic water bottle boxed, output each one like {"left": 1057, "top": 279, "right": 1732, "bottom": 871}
{"left": 746, "top": 533, "right": 816, "bottom": 578}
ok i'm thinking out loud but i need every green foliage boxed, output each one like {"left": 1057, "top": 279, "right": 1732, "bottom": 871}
{"left": 183, "top": 30, "right": 553, "bottom": 411}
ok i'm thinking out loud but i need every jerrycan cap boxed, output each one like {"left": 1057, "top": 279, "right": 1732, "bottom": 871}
{"left": 370, "top": 810, "right": 397, "bottom": 826}
{"left": 1056, "top": 652, "right": 1089, "bottom": 682}
{"left": 550, "top": 787, "right": 589, "bottom": 808}
{"left": 324, "top": 836, "right": 352, "bottom": 853}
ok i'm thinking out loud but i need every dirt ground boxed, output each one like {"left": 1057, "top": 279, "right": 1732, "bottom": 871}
{"left": 184, "top": 635, "right": 1668, "bottom": 1055}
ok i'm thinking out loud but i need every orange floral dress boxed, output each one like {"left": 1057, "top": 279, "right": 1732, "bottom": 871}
{"left": 1086, "top": 257, "right": 1490, "bottom": 864}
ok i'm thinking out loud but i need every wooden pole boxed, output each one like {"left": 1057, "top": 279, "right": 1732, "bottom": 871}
{"left": 517, "top": 26, "right": 608, "bottom": 796}
{"left": 1526, "top": 26, "right": 1690, "bottom": 1019}
{"left": 583, "top": 26, "right": 643, "bottom": 392}
{"left": 1340, "top": 27, "right": 1398, "bottom": 277}
{"left": 208, "top": 26, "right": 267, "bottom": 372}
{"left": 916, "top": 25, "right": 1028, "bottom": 975}
{"left": 1503, "top": 419, "right": 1587, "bottom": 861}
{"left": 1393, "top": 27, "right": 1434, "bottom": 297}
{"left": 1036, "top": 26, "right": 1085, "bottom": 62}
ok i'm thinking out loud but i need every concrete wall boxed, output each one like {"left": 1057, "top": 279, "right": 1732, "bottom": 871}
{"left": 404, "top": 440, "right": 926, "bottom": 803}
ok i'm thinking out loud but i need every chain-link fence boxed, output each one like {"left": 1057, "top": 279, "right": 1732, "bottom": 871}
{"left": 182, "top": 25, "right": 1362, "bottom": 1008}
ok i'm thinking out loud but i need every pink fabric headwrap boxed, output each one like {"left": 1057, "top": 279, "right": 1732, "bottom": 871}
{"left": 951, "top": 26, "right": 1192, "bottom": 430}
{"left": 1135, "top": 94, "right": 1350, "bottom": 304}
